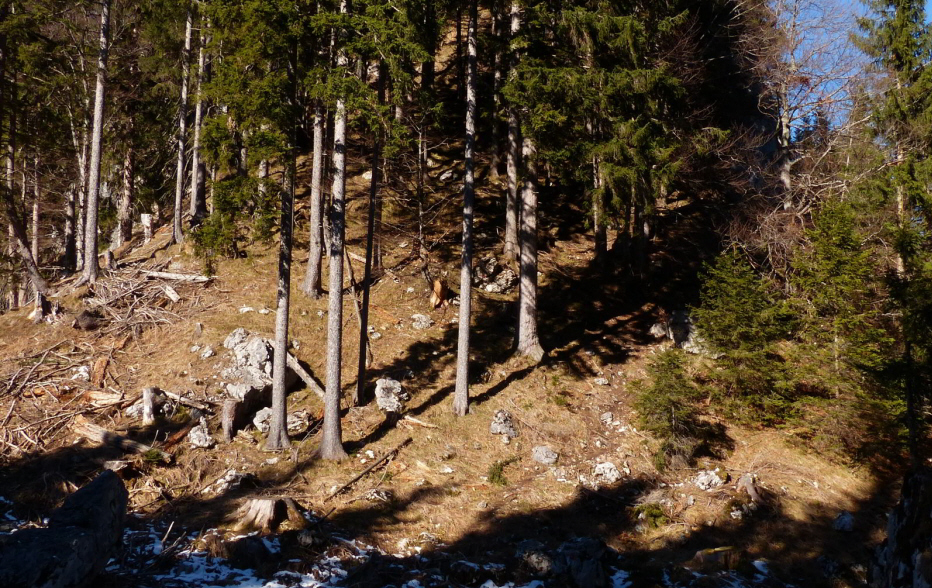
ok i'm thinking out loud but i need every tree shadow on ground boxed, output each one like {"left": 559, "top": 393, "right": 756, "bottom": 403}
{"left": 322, "top": 465, "right": 897, "bottom": 588}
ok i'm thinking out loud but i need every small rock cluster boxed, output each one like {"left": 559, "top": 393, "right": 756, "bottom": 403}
{"left": 694, "top": 469, "right": 727, "bottom": 490}
{"left": 375, "top": 378, "right": 408, "bottom": 413}
{"left": 490, "top": 410, "right": 518, "bottom": 442}
{"left": 474, "top": 256, "right": 517, "bottom": 294}
{"left": 648, "top": 309, "right": 716, "bottom": 356}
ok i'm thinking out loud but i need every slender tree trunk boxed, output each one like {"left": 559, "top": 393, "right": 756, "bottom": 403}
{"left": 489, "top": 1, "right": 504, "bottom": 179}
{"left": 258, "top": 159, "right": 269, "bottom": 200}
{"left": 516, "top": 136, "right": 543, "bottom": 362}
{"left": 76, "top": 186, "right": 85, "bottom": 270}
{"left": 80, "top": 0, "right": 111, "bottom": 285}
{"left": 453, "top": 0, "right": 479, "bottom": 416}
{"left": 503, "top": 2, "right": 521, "bottom": 263}
{"left": 266, "top": 157, "right": 295, "bottom": 451}
{"left": 0, "top": 35, "right": 48, "bottom": 301}
{"left": 172, "top": 5, "right": 193, "bottom": 244}
{"left": 189, "top": 15, "right": 208, "bottom": 221}
{"left": 67, "top": 110, "right": 88, "bottom": 271}
{"left": 7, "top": 66, "right": 18, "bottom": 308}
{"left": 31, "top": 157, "right": 38, "bottom": 263}
{"left": 116, "top": 135, "right": 134, "bottom": 247}
{"left": 302, "top": 102, "right": 325, "bottom": 298}
{"left": 63, "top": 186, "right": 76, "bottom": 269}
{"left": 356, "top": 63, "right": 385, "bottom": 406}
{"left": 321, "top": 0, "right": 350, "bottom": 461}
{"left": 592, "top": 155, "right": 606, "bottom": 266}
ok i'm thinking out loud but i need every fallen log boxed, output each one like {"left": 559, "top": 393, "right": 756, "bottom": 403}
{"left": 73, "top": 415, "right": 172, "bottom": 462}
{"left": 0, "top": 471, "right": 127, "bottom": 588}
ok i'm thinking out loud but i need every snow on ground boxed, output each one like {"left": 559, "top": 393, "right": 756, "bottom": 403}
{"left": 0, "top": 497, "right": 791, "bottom": 588}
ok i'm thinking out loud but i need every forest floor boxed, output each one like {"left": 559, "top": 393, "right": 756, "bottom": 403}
{"left": 0, "top": 144, "right": 904, "bottom": 588}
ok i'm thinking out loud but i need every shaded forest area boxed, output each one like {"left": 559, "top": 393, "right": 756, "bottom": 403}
{"left": 1, "top": 0, "right": 932, "bottom": 587}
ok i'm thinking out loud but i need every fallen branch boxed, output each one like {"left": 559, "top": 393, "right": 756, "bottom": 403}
{"left": 401, "top": 415, "right": 438, "bottom": 429}
{"left": 161, "top": 417, "right": 202, "bottom": 450}
{"left": 285, "top": 353, "right": 325, "bottom": 399}
{"left": 324, "top": 437, "right": 412, "bottom": 502}
{"left": 162, "top": 389, "right": 211, "bottom": 411}
{"left": 73, "top": 415, "right": 172, "bottom": 462}
{"left": 162, "top": 285, "right": 181, "bottom": 303}
{"left": 142, "top": 270, "right": 210, "bottom": 282}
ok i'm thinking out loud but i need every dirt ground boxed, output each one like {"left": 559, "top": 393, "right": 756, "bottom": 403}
{"left": 0, "top": 149, "right": 903, "bottom": 588}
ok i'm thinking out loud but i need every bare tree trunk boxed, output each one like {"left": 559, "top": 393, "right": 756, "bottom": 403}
{"left": 321, "top": 0, "right": 350, "bottom": 461}
{"left": 453, "top": 0, "right": 478, "bottom": 417}
{"left": 63, "top": 186, "right": 76, "bottom": 269}
{"left": 7, "top": 66, "right": 18, "bottom": 308}
{"left": 516, "top": 136, "right": 543, "bottom": 362}
{"left": 302, "top": 102, "right": 325, "bottom": 298}
{"left": 266, "top": 158, "right": 295, "bottom": 451}
{"left": 67, "top": 110, "right": 88, "bottom": 272}
{"left": 80, "top": 0, "right": 111, "bottom": 285}
{"left": 189, "top": 14, "right": 208, "bottom": 222}
{"left": 592, "top": 155, "right": 606, "bottom": 265}
{"left": 503, "top": 2, "right": 521, "bottom": 263}
{"left": 30, "top": 156, "right": 38, "bottom": 263}
{"left": 488, "top": 1, "right": 504, "bottom": 179}
{"left": 258, "top": 159, "right": 269, "bottom": 200}
{"left": 356, "top": 63, "right": 385, "bottom": 406}
{"left": 116, "top": 135, "right": 134, "bottom": 247}
{"left": 172, "top": 5, "right": 193, "bottom": 245}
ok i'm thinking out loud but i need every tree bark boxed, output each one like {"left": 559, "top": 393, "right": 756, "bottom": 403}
{"left": 356, "top": 62, "right": 385, "bottom": 406}
{"left": 172, "top": 4, "right": 193, "bottom": 245}
{"left": 488, "top": 1, "right": 504, "bottom": 178}
{"left": 80, "top": 0, "right": 111, "bottom": 285}
{"left": 266, "top": 157, "right": 295, "bottom": 451}
{"left": 189, "top": 13, "right": 208, "bottom": 222}
{"left": 321, "top": 0, "right": 350, "bottom": 461}
{"left": 30, "top": 157, "right": 38, "bottom": 263}
{"left": 453, "top": 0, "right": 478, "bottom": 417}
{"left": 0, "top": 13, "right": 47, "bottom": 302}
{"left": 302, "top": 103, "right": 326, "bottom": 297}
{"left": 503, "top": 2, "right": 522, "bottom": 263}
{"left": 116, "top": 126, "right": 134, "bottom": 248}
{"left": 517, "top": 136, "right": 543, "bottom": 362}
{"left": 63, "top": 186, "right": 76, "bottom": 270}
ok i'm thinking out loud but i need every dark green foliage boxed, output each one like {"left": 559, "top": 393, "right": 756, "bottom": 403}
{"left": 793, "top": 201, "right": 893, "bottom": 374}
{"left": 634, "top": 350, "right": 714, "bottom": 469}
{"left": 191, "top": 176, "right": 278, "bottom": 264}
{"left": 692, "top": 249, "right": 797, "bottom": 423}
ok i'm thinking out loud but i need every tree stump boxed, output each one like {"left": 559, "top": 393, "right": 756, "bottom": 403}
{"left": 141, "top": 213, "right": 153, "bottom": 243}
{"left": 0, "top": 471, "right": 128, "bottom": 588}
{"left": 232, "top": 497, "right": 308, "bottom": 534}
{"left": 141, "top": 386, "right": 166, "bottom": 426}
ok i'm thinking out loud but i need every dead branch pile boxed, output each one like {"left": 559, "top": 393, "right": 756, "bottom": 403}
{"left": 83, "top": 261, "right": 215, "bottom": 338}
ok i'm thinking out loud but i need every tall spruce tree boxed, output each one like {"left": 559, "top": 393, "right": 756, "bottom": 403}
{"left": 858, "top": 0, "right": 932, "bottom": 464}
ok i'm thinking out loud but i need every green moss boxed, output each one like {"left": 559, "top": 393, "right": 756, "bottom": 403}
{"left": 634, "top": 503, "right": 669, "bottom": 528}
